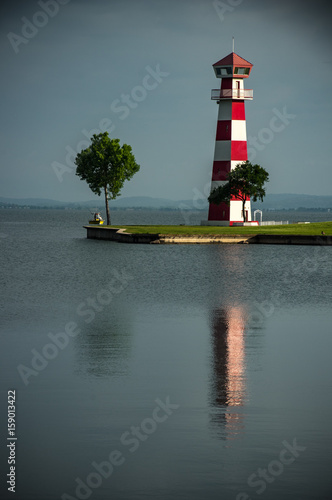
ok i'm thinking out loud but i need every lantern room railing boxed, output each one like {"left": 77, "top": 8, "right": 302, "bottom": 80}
{"left": 211, "top": 89, "right": 253, "bottom": 100}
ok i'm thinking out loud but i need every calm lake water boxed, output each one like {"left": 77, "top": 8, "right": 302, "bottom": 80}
{"left": 1, "top": 209, "right": 332, "bottom": 500}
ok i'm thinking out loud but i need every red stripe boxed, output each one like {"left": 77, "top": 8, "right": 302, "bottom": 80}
{"left": 231, "top": 141, "right": 247, "bottom": 160}
{"left": 208, "top": 202, "right": 229, "bottom": 221}
{"left": 216, "top": 121, "right": 231, "bottom": 141}
{"left": 212, "top": 161, "right": 230, "bottom": 180}
{"left": 232, "top": 101, "right": 246, "bottom": 120}
{"left": 221, "top": 79, "right": 232, "bottom": 89}
{"left": 230, "top": 194, "right": 251, "bottom": 201}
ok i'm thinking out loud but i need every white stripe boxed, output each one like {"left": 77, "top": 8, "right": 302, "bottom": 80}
{"left": 217, "top": 100, "right": 232, "bottom": 121}
{"left": 231, "top": 120, "right": 247, "bottom": 141}
{"left": 231, "top": 160, "right": 246, "bottom": 171}
{"left": 214, "top": 141, "right": 231, "bottom": 161}
{"left": 210, "top": 180, "right": 227, "bottom": 192}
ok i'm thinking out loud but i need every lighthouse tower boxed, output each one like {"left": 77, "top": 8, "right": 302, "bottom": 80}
{"left": 207, "top": 51, "right": 254, "bottom": 225}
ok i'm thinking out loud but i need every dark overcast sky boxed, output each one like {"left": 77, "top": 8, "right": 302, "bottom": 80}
{"left": 1, "top": 0, "right": 332, "bottom": 202}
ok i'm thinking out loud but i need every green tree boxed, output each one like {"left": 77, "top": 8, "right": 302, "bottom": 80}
{"left": 75, "top": 133, "right": 140, "bottom": 225}
{"left": 208, "top": 161, "right": 269, "bottom": 222}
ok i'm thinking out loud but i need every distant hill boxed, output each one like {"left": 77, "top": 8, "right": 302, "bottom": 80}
{"left": 1, "top": 194, "right": 332, "bottom": 210}
{"left": 0, "top": 197, "right": 69, "bottom": 207}
{"left": 105, "top": 196, "right": 187, "bottom": 209}
{"left": 0, "top": 196, "right": 194, "bottom": 209}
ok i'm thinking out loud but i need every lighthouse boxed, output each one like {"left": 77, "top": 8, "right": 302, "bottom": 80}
{"left": 206, "top": 50, "right": 254, "bottom": 225}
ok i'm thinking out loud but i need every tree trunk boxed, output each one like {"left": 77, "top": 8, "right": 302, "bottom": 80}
{"left": 242, "top": 198, "right": 246, "bottom": 223}
{"left": 104, "top": 186, "right": 111, "bottom": 225}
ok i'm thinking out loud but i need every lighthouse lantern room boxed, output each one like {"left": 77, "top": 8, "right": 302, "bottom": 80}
{"left": 206, "top": 50, "right": 255, "bottom": 226}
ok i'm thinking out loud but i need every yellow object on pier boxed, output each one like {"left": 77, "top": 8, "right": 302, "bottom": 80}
{"left": 89, "top": 219, "right": 104, "bottom": 225}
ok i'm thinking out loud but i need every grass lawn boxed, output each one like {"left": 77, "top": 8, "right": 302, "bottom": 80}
{"left": 104, "top": 221, "right": 332, "bottom": 236}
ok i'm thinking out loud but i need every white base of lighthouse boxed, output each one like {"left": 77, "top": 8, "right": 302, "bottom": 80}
{"left": 202, "top": 198, "right": 257, "bottom": 226}
{"left": 203, "top": 196, "right": 253, "bottom": 226}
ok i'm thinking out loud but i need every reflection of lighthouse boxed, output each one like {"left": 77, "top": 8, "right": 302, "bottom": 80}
{"left": 209, "top": 306, "right": 247, "bottom": 439}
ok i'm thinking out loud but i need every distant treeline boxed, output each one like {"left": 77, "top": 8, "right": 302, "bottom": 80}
{"left": 1, "top": 203, "right": 331, "bottom": 212}
{"left": 0, "top": 204, "right": 193, "bottom": 211}
{"left": 0, "top": 204, "right": 76, "bottom": 210}
{"left": 255, "top": 207, "right": 332, "bottom": 212}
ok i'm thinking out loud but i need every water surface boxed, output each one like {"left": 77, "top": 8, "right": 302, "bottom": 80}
{"left": 1, "top": 210, "right": 332, "bottom": 499}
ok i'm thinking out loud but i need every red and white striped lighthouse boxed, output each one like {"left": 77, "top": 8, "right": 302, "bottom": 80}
{"left": 207, "top": 50, "right": 254, "bottom": 225}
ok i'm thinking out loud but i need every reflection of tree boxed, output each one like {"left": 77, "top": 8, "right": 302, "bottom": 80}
{"left": 209, "top": 306, "right": 247, "bottom": 440}
{"left": 75, "top": 315, "right": 132, "bottom": 378}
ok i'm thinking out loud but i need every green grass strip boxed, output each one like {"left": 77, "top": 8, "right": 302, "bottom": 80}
{"left": 103, "top": 221, "right": 332, "bottom": 236}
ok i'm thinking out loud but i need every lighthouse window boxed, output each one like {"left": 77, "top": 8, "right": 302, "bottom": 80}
{"left": 220, "top": 67, "right": 232, "bottom": 75}
{"left": 235, "top": 67, "right": 250, "bottom": 75}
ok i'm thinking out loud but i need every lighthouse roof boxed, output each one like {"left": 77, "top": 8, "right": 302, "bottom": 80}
{"left": 213, "top": 52, "right": 253, "bottom": 79}
{"left": 213, "top": 52, "right": 253, "bottom": 68}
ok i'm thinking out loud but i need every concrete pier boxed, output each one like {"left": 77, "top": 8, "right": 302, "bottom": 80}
{"left": 84, "top": 226, "right": 332, "bottom": 245}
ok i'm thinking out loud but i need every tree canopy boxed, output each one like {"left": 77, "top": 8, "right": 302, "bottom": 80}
{"left": 208, "top": 161, "right": 269, "bottom": 222}
{"left": 75, "top": 133, "right": 140, "bottom": 225}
